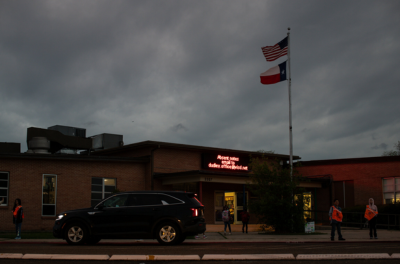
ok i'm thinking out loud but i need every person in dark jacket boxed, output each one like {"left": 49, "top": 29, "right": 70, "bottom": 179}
{"left": 240, "top": 209, "right": 250, "bottom": 233}
{"left": 12, "top": 198, "right": 24, "bottom": 239}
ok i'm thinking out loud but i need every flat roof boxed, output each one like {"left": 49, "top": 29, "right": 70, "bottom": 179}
{"left": 92, "top": 140, "right": 301, "bottom": 161}
{"left": 298, "top": 155, "right": 400, "bottom": 166}
{"left": 0, "top": 152, "right": 150, "bottom": 163}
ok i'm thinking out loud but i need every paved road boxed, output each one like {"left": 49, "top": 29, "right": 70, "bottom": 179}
{"left": 1, "top": 242, "right": 400, "bottom": 256}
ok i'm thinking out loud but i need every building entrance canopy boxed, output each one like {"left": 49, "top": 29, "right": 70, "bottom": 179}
{"left": 154, "top": 170, "right": 322, "bottom": 188}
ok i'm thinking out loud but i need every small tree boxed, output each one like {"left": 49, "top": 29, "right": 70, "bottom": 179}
{"left": 382, "top": 141, "right": 400, "bottom": 156}
{"left": 247, "top": 156, "right": 308, "bottom": 233}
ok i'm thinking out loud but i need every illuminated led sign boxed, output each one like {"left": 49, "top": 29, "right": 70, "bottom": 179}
{"left": 202, "top": 154, "right": 249, "bottom": 171}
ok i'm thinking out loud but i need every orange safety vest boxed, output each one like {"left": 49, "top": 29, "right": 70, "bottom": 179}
{"left": 13, "top": 206, "right": 24, "bottom": 219}
{"left": 364, "top": 205, "right": 378, "bottom": 221}
{"left": 330, "top": 206, "right": 343, "bottom": 222}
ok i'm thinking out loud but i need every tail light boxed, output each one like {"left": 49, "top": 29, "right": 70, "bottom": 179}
{"left": 191, "top": 208, "right": 198, "bottom": 217}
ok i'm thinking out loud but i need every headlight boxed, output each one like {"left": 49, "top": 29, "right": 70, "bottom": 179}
{"left": 56, "top": 214, "right": 65, "bottom": 221}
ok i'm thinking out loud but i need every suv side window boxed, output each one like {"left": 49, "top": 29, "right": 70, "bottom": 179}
{"left": 159, "top": 194, "right": 184, "bottom": 205}
{"left": 101, "top": 194, "right": 129, "bottom": 208}
{"left": 127, "top": 194, "right": 163, "bottom": 206}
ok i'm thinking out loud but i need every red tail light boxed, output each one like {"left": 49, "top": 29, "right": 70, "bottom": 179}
{"left": 191, "top": 208, "right": 198, "bottom": 217}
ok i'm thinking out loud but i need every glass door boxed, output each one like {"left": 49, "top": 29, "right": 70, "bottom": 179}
{"left": 236, "top": 191, "right": 248, "bottom": 224}
{"left": 225, "top": 192, "right": 235, "bottom": 223}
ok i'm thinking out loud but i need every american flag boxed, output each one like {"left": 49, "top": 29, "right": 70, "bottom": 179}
{"left": 261, "top": 36, "right": 288, "bottom": 62}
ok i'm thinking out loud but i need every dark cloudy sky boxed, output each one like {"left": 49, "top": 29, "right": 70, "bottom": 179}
{"left": 1, "top": 0, "right": 399, "bottom": 161}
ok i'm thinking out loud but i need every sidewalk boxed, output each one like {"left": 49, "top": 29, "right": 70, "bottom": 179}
{"left": 0, "top": 229, "right": 399, "bottom": 244}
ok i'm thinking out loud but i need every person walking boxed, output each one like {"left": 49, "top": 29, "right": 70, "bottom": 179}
{"left": 222, "top": 206, "right": 232, "bottom": 235}
{"left": 240, "top": 209, "right": 250, "bottom": 234}
{"left": 12, "top": 198, "right": 24, "bottom": 239}
{"left": 329, "top": 199, "right": 345, "bottom": 241}
{"left": 365, "top": 198, "right": 378, "bottom": 239}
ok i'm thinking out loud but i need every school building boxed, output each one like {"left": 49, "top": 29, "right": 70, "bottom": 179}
{"left": 0, "top": 126, "right": 399, "bottom": 231}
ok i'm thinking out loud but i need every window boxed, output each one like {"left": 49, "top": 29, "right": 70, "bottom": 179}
{"left": 42, "top": 174, "right": 57, "bottom": 216}
{"left": 100, "top": 194, "right": 129, "bottom": 208}
{"left": 383, "top": 177, "right": 400, "bottom": 204}
{"left": 91, "top": 178, "right": 116, "bottom": 207}
{"left": 126, "top": 194, "right": 163, "bottom": 206}
{"left": 0, "top": 172, "right": 9, "bottom": 206}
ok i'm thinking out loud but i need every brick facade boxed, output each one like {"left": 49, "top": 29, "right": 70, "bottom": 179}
{"left": 298, "top": 157, "right": 400, "bottom": 206}
{"left": 0, "top": 157, "right": 146, "bottom": 231}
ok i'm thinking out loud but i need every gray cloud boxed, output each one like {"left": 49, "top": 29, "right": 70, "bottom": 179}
{"left": 1, "top": 0, "right": 400, "bottom": 160}
{"left": 171, "top": 124, "right": 189, "bottom": 133}
{"left": 371, "top": 143, "right": 388, "bottom": 150}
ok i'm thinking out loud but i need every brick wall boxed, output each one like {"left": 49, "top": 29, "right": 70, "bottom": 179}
{"left": 0, "top": 157, "right": 146, "bottom": 231}
{"left": 298, "top": 161, "right": 400, "bottom": 206}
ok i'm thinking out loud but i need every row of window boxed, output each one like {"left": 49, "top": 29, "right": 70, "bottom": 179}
{"left": 1, "top": 172, "right": 399, "bottom": 213}
{"left": 0, "top": 172, "right": 116, "bottom": 216}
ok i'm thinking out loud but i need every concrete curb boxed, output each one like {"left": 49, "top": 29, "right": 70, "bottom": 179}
{"left": 1, "top": 253, "right": 399, "bottom": 260}
{"left": 296, "top": 253, "right": 391, "bottom": 260}
{"left": 0, "top": 253, "right": 23, "bottom": 259}
{"left": 202, "top": 254, "right": 295, "bottom": 260}
{"left": 110, "top": 255, "right": 200, "bottom": 261}
{"left": 22, "top": 254, "right": 110, "bottom": 260}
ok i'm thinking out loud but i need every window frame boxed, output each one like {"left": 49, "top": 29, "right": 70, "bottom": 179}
{"left": 382, "top": 177, "right": 400, "bottom": 204}
{"left": 0, "top": 171, "right": 9, "bottom": 206}
{"left": 91, "top": 177, "right": 117, "bottom": 207}
{"left": 42, "top": 174, "right": 57, "bottom": 216}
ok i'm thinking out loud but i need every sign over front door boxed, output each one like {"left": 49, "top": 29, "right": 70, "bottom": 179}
{"left": 202, "top": 153, "right": 250, "bottom": 171}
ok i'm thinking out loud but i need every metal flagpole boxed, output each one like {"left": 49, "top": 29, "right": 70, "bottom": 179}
{"left": 287, "top": 28, "right": 293, "bottom": 179}
{"left": 287, "top": 27, "right": 294, "bottom": 233}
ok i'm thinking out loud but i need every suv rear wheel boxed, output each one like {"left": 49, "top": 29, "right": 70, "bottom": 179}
{"left": 156, "top": 223, "right": 181, "bottom": 245}
{"left": 65, "top": 223, "right": 87, "bottom": 245}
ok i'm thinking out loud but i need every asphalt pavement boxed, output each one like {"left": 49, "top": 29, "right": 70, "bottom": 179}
{"left": 1, "top": 229, "right": 399, "bottom": 261}
{"left": 1, "top": 229, "right": 399, "bottom": 244}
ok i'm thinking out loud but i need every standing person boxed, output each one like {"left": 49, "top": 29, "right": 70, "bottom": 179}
{"left": 365, "top": 198, "right": 378, "bottom": 239}
{"left": 240, "top": 209, "right": 250, "bottom": 234}
{"left": 329, "top": 199, "right": 345, "bottom": 241}
{"left": 222, "top": 206, "right": 232, "bottom": 235}
{"left": 12, "top": 198, "right": 24, "bottom": 239}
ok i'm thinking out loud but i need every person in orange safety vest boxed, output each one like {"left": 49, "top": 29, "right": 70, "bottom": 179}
{"left": 12, "top": 198, "right": 24, "bottom": 239}
{"left": 329, "top": 199, "right": 345, "bottom": 241}
{"left": 365, "top": 198, "right": 378, "bottom": 239}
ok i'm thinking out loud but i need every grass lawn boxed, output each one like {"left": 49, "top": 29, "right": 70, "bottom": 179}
{"left": 0, "top": 232, "right": 55, "bottom": 239}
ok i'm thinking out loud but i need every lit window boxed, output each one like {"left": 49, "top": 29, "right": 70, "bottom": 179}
{"left": 91, "top": 178, "right": 116, "bottom": 207}
{"left": 383, "top": 177, "right": 400, "bottom": 204}
{"left": 42, "top": 174, "right": 57, "bottom": 216}
{"left": 0, "top": 172, "right": 9, "bottom": 206}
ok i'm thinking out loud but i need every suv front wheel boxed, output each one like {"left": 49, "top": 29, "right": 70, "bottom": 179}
{"left": 156, "top": 223, "right": 181, "bottom": 245}
{"left": 65, "top": 223, "right": 87, "bottom": 245}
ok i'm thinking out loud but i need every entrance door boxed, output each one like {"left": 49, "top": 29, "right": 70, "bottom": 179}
{"left": 235, "top": 192, "right": 248, "bottom": 224}
{"left": 224, "top": 192, "right": 235, "bottom": 223}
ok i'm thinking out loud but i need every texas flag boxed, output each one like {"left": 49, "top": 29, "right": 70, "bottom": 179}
{"left": 260, "top": 61, "right": 287, "bottom": 85}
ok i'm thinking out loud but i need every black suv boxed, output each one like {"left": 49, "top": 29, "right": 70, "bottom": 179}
{"left": 53, "top": 191, "right": 206, "bottom": 245}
